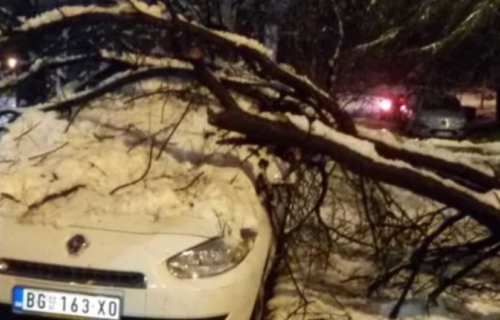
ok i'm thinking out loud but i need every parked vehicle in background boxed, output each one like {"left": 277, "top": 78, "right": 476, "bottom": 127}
{"left": 404, "top": 92, "right": 467, "bottom": 139}
{"left": 341, "top": 94, "right": 400, "bottom": 119}
{"left": 340, "top": 85, "right": 407, "bottom": 121}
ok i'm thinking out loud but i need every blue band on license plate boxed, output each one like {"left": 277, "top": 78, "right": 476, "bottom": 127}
{"left": 13, "top": 287, "right": 23, "bottom": 310}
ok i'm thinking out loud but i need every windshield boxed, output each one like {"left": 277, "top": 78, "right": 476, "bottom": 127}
{"left": 421, "top": 95, "right": 461, "bottom": 111}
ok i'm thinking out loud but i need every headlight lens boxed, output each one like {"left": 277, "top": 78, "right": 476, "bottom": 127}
{"left": 167, "top": 236, "right": 254, "bottom": 279}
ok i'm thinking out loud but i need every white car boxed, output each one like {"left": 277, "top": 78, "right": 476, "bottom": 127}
{"left": 0, "top": 98, "right": 275, "bottom": 320}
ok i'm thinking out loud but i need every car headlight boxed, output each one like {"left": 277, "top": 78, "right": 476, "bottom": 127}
{"left": 167, "top": 235, "right": 255, "bottom": 279}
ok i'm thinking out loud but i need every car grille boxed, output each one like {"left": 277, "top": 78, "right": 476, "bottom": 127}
{"left": 0, "top": 259, "right": 146, "bottom": 289}
{"left": 426, "top": 117, "right": 463, "bottom": 130}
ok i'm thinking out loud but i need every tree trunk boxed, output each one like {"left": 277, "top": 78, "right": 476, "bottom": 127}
{"left": 496, "top": 87, "right": 500, "bottom": 122}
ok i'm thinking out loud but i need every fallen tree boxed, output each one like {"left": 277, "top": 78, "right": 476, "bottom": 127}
{"left": 1, "top": 1, "right": 500, "bottom": 318}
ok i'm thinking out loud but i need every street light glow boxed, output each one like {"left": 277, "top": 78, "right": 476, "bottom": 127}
{"left": 6, "top": 57, "right": 18, "bottom": 69}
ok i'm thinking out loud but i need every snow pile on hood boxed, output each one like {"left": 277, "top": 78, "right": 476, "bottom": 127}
{"left": 0, "top": 94, "right": 261, "bottom": 239}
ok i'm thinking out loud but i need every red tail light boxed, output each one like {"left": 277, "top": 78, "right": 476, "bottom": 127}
{"left": 379, "top": 99, "right": 393, "bottom": 112}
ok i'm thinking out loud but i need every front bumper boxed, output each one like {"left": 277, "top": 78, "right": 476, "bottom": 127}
{"left": 0, "top": 253, "right": 263, "bottom": 320}
{"left": 411, "top": 124, "right": 466, "bottom": 139}
{"left": 0, "top": 304, "right": 227, "bottom": 320}
{"left": 0, "top": 220, "right": 272, "bottom": 320}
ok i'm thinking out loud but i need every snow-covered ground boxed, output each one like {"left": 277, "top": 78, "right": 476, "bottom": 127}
{"left": 265, "top": 183, "right": 500, "bottom": 320}
{"left": 267, "top": 258, "right": 500, "bottom": 320}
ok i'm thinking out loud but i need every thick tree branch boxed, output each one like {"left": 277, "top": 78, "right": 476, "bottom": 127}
{"left": 209, "top": 109, "right": 500, "bottom": 236}
{"left": 389, "top": 212, "right": 467, "bottom": 319}
{"left": 38, "top": 67, "right": 194, "bottom": 112}
{"left": 0, "top": 55, "right": 98, "bottom": 94}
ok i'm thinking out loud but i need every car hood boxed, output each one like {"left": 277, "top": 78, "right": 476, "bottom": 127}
{"left": 68, "top": 215, "right": 222, "bottom": 237}
{"left": 0, "top": 213, "right": 221, "bottom": 239}
{"left": 0, "top": 215, "right": 221, "bottom": 279}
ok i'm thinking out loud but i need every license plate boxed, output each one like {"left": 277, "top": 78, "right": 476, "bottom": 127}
{"left": 12, "top": 286, "right": 121, "bottom": 320}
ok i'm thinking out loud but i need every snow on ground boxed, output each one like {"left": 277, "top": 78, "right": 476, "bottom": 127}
{"left": 267, "top": 240, "right": 500, "bottom": 320}
{"left": 0, "top": 93, "right": 262, "bottom": 242}
{"left": 266, "top": 255, "right": 500, "bottom": 320}
{"left": 428, "top": 138, "right": 500, "bottom": 156}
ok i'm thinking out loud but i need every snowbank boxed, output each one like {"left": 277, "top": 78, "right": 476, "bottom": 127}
{"left": 0, "top": 94, "right": 260, "bottom": 239}
{"left": 428, "top": 138, "right": 500, "bottom": 156}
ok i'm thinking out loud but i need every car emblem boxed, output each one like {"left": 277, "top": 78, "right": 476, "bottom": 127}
{"left": 67, "top": 234, "right": 89, "bottom": 256}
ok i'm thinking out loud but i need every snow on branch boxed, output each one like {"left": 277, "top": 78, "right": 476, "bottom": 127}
{"left": 4, "top": 0, "right": 500, "bottom": 239}
{"left": 126, "top": 0, "right": 169, "bottom": 19}
{"left": 187, "top": 52, "right": 500, "bottom": 237}
{"left": 0, "top": 0, "right": 351, "bottom": 131}
{"left": 220, "top": 69, "right": 500, "bottom": 193}
{"left": 174, "top": 16, "right": 356, "bottom": 132}
{"left": 177, "top": 15, "right": 273, "bottom": 58}
{"left": 357, "top": 127, "right": 500, "bottom": 191}
{"left": 210, "top": 108, "right": 500, "bottom": 236}
{"left": 18, "top": 3, "right": 134, "bottom": 31}
{"left": 417, "top": 6, "right": 484, "bottom": 53}
{"left": 405, "top": 1, "right": 489, "bottom": 53}
{"left": 31, "top": 66, "right": 194, "bottom": 112}
{"left": 100, "top": 50, "right": 192, "bottom": 69}
{"left": 354, "top": 28, "right": 400, "bottom": 52}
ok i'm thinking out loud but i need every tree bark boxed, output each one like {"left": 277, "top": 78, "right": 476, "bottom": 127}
{"left": 496, "top": 87, "right": 500, "bottom": 123}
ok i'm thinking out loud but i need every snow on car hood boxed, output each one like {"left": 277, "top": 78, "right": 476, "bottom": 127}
{"left": 0, "top": 94, "right": 262, "bottom": 240}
